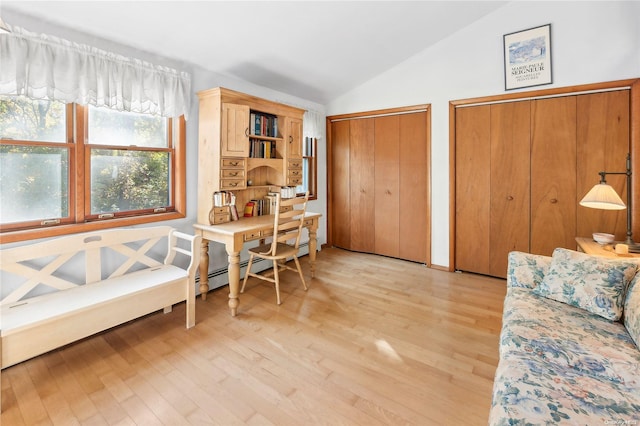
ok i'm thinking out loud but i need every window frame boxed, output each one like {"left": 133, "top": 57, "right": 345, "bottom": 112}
{"left": 297, "top": 136, "right": 317, "bottom": 200}
{"left": 0, "top": 101, "right": 186, "bottom": 244}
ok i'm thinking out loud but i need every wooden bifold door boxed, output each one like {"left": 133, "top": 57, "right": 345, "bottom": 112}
{"left": 454, "top": 87, "right": 631, "bottom": 278}
{"left": 328, "top": 106, "right": 431, "bottom": 264}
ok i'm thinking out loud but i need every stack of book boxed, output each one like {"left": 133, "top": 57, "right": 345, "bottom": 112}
{"left": 250, "top": 111, "right": 278, "bottom": 137}
{"left": 244, "top": 194, "right": 279, "bottom": 217}
{"left": 249, "top": 139, "right": 276, "bottom": 158}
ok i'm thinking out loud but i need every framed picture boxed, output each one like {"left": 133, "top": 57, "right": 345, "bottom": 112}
{"left": 503, "top": 24, "right": 552, "bottom": 90}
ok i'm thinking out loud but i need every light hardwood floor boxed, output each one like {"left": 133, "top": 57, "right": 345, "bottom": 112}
{"left": 1, "top": 247, "right": 507, "bottom": 425}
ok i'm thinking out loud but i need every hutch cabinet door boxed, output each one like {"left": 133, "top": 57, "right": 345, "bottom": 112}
{"left": 221, "top": 103, "right": 250, "bottom": 157}
{"left": 286, "top": 117, "right": 303, "bottom": 159}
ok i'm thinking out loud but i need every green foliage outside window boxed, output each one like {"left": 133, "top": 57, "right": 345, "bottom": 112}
{"left": 91, "top": 149, "right": 169, "bottom": 214}
{"left": 0, "top": 96, "right": 172, "bottom": 227}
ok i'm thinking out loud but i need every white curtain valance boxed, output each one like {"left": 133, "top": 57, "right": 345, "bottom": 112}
{"left": 0, "top": 26, "right": 191, "bottom": 119}
{"left": 303, "top": 110, "right": 324, "bottom": 138}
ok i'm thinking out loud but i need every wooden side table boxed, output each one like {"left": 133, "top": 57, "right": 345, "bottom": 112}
{"left": 575, "top": 237, "right": 640, "bottom": 259}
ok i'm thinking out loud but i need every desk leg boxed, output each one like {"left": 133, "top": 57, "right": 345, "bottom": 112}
{"left": 199, "top": 239, "right": 210, "bottom": 301}
{"left": 227, "top": 248, "right": 241, "bottom": 316}
{"left": 309, "top": 227, "right": 318, "bottom": 278}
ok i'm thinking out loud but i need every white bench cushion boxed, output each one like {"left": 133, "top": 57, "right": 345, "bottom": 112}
{"left": 1, "top": 265, "right": 187, "bottom": 335}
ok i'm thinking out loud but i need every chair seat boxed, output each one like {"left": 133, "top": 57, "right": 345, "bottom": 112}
{"left": 248, "top": 243, "right": 298, "bottom": 259}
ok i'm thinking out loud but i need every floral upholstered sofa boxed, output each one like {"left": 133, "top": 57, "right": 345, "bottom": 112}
{"left": 489, "top": 248, "right": 640, "bottom": 425}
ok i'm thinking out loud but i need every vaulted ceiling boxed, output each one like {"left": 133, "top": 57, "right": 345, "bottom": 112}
{"left": 3, "top": 1, "right": 507, "bottom": 104}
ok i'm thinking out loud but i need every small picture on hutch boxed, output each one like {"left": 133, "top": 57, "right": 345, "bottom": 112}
{"left": 503, "top": 24, "right": 552, "bottom": 90}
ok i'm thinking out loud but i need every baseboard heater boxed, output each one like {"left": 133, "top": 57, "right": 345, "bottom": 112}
{"left": 195, "top": 242, "right": 310, "bottom": 284}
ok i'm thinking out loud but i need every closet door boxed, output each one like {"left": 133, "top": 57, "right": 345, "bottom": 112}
{"left": 399, "top": 112, "right": 429, "bottom": 263}
{"left": 350, "top": 119, "right": 376, "bottom": 252}
{"left": 455, "top": 105, "right": 491, "bottom": 275}
{"left": 331, "top": 120, "right": 351, "bottom": 249}
{"left": 489, "top": 101, "right": 531, "bottom": 277}
{"left": 531, "top": 96, "right": 577, "bottom": 256}
{"left": 374, "top": 115, "right": 400, "bottom": 258}
{"left": 577, "top": 90, "right": 629, "bottom": 240}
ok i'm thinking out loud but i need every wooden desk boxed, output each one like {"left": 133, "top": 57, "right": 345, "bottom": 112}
{"left": 194, "top": 212, "right": 321, "bottom": 316}
{"left": 575, "top": 237, "right": 640, "bottom": 259}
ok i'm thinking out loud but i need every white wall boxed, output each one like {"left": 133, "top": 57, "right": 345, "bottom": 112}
{"left": 326, "top": 1, "right": 640, "bottom": 268}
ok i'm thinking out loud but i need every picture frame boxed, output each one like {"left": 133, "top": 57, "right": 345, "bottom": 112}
{"left": 503, "top": 24, "right": 552, "bottom": 90}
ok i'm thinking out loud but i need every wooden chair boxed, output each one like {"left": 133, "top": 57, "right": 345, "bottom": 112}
{"left": 241, "top": 191, "right": 310, "bottom": 305}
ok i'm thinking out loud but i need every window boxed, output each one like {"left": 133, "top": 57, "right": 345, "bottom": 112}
{"left": 0, "top": 95, "right": 186, "bottom": 243}
{"left": 297, "top": 136, "right": 317, "bottom": 199}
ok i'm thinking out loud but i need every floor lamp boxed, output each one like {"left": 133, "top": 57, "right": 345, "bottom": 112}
{"left": 579, "top": 153, "right": 640, "bottom": 253}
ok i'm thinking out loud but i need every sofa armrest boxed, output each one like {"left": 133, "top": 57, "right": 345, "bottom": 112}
{"left": 506, "top": 251, "right": 551, "bottom": 289}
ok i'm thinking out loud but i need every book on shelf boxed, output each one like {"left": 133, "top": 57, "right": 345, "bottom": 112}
{"left": 250, "top": 111, "right": 278, "bottom": 137}
{"left": 251, "top": 113, "right": 260, "bottom": 136}
{"left": 250, "top": 198, "right": 273, "bottom": 216}
{"left": 265, "top": 194, "right": 278, "bottom": 215}
{"left": 230, "top": 204, "right": 239, "bottom": 221}
{"left": 265, "top": 141, "right": 271, "bottom": 159}
{"left": 249, "top": 139, "right": 277, "bottom": 159}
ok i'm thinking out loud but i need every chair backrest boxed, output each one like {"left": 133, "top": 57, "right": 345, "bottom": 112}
{"left": 269, "top": 191, "right": 309, "bottom": 255}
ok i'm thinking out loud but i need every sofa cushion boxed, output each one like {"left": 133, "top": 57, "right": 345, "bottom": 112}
{"left": 533, "top": 248, "right": 637, "bottom": 321}
{"left": 490, "top": 287, "right": 640, "bottom": 424}
{"left": 506, "top": 251, "right": 551, "bottom": 289}
{"left": 490, "top": 355, "right": 640, "bottom": 424}
{"left": 500, "top": 288, "right": 640, "bottom": 385}
{"left": 625, "top": 273, "right": 640, "bottom": 349}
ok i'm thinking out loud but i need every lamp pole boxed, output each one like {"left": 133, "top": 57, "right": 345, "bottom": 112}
{"left": 599, "top": 153, "right": 636, "bottom": 249}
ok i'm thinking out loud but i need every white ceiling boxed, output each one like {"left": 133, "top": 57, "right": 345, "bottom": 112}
{"left": 2, "top": 1, "right": 507, "bottom": 104}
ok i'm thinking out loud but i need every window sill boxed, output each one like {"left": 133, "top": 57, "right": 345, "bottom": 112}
{"left": 0, "top": 211, "right": 186, "bottom": 244}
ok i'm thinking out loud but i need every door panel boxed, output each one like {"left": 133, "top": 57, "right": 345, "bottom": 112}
{"left": 399, "top": 112, "right": 429, "bottom": 263}
{"left": 350, "top": 119, "right": 376, "bottom": 252}
{"left": 374, "top": 115, "right": 400, "bottom": 258}
{"left": 576, "top": 90, "right": 629, "bottom": 240}
{"left": 455, "top": 106, "right": 491, "bottom": 274}
{"left": 489, "top": 101, "right": 531, "bottom": 278}
{"left": 331, "top": 120, "right": 351, "bottom": 249}
{"left": 531, "top": 96, "right": 577, "bottom": 256}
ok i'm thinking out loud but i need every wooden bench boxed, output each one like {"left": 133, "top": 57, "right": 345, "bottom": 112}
{"left": 0, "top": 226, "right": 201, "bottom": 369}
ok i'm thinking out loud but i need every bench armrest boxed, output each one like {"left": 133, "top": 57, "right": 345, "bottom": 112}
{"left": 166, "top": 230, "right": 202, "bottom": 278}
{"left": 506, "top": 251, "right": 551, "bottom": 289}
